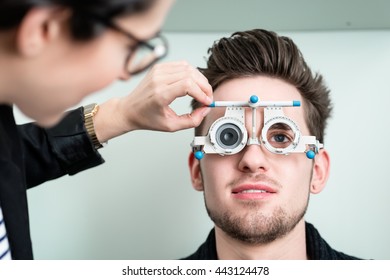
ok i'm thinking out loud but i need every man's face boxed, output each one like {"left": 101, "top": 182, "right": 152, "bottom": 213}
{"left": 189, "top": 76, "right": 328, "bottom": 244}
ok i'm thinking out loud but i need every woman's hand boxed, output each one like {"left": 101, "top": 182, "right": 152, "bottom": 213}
{"left": 94, "top": 61, "right": 213, "bottom": 142}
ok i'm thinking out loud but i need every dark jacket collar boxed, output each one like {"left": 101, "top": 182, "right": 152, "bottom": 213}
{"left": 181, "top": 222, "right": 361, "bottom": 260}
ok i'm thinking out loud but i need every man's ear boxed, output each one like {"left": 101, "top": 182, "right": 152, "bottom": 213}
{"left": 16, "top": 7, "right": 70, "bottom": 57}
{"left": 310, "top": 149, "right": 330, "bottom": 194}
{"left": 188, "top": 152, "right": 204, "bottom": 192}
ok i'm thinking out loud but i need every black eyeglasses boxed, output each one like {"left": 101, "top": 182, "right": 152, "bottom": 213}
{"left": 90, "top": 16, "right": 169, "bottom": 75}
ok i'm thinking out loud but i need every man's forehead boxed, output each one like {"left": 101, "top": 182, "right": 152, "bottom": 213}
{"left": 213, "top": 76, "right": 301, "bottom": 101}
{"left": 202, "top": 76, "right": 307, "bottom": 132}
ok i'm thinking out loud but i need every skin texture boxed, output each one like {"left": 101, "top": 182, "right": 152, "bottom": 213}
{"left": 189, "top": 76, "right": 330, "bottom": 259}
{"left": 0, "top": 0, "right": 212, "bottom": 138}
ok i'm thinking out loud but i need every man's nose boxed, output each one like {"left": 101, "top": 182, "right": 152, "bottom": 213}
{"left": 237, "top": 143, "right": 270, "bottom": 173}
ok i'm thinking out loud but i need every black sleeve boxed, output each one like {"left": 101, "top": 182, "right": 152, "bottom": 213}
{"left": 18, "top": 107, "right": 105, "bottom": 188}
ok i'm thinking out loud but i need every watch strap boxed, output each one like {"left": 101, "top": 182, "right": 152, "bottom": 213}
{"left": 83, "top": 103, "right": 104, "bottom": 149}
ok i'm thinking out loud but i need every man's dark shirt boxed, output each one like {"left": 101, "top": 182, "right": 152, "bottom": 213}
{"left": 182, "top": 222, "right": 361, "bottom": 260}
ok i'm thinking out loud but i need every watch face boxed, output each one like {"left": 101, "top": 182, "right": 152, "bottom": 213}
{"left": 85, "top": 103, "right": 98, "bottom": 116}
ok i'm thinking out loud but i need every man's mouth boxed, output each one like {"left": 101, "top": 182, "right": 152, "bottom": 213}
{"left": 235, "top": 189, "right": 269, "bottom": 193}
{"left": 231, "top": 184, "right": 276, "bottom": 199}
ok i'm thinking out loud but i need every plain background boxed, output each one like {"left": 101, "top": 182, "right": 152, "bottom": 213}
{"left": 14, "top": 30, "right": 390, "bottom": 260}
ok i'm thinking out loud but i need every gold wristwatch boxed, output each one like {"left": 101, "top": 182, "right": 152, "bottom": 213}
{"left": 83, "top": 103, "right": 105, "bottom": 149}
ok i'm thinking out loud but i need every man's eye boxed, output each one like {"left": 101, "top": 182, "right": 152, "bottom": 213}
{"left": 267, "top": 131, "right": 293, "bottom": 149}
{"left": 273, "top": 134, "right": 288, "bottom": 143}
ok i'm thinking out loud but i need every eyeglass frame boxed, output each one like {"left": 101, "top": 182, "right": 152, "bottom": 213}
{"left": 86, "top": 14, "right": 169, "bottom": 75}
{"left": 191, "top": 95, "right": 324, "bottom": 160}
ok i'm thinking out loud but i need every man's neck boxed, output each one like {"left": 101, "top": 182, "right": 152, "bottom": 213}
{"left": 215, "top": 219, "right": 307, "bottom": 260}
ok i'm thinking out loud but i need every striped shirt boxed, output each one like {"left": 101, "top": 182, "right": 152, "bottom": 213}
{"left": 0, "top": 206, "right": 11, "bottom": 260}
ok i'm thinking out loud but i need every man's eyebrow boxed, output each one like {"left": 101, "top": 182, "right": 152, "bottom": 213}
{"left": 269, "top": 123, "right": 291, "bottom": 130}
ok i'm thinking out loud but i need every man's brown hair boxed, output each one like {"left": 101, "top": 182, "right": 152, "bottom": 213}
{"left": 192, "top": 29, "right": 332, "bottom": 143}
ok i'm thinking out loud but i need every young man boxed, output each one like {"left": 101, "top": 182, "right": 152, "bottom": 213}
{"left": 185, "top": 29, "right": 360, "bottom": 260}
{"left": 0, "top": 0, "right": 212, "bottom": 260}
